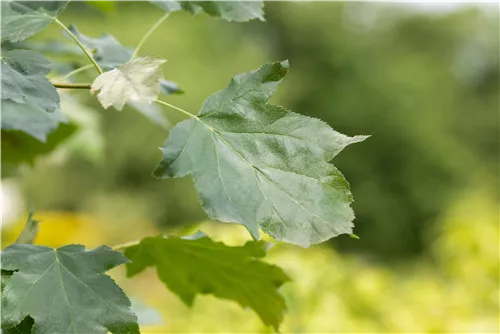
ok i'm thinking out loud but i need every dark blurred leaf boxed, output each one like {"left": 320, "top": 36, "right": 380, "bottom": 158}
{"left": 1, "top": 1, "right": 69, "bottom": 42}
{"left": 154, "top": 61, "right": 367, "bottom": 246}
{"left": 1, "top": 244, "right": 139, "bottom": 333}
{"left": 125, "top": 234, "right": 290, "bottom": 330}
{"left": 159, "top": 79, "right": 183, "bottom": 95}
{"left": 1, "top": 122, "right": 77, "bottom": 177}
{"left": 150, "top": 1, "right": 264, "bottom": 22}
{"left": 65, "top": 25, "right": 133, "bottom": 70}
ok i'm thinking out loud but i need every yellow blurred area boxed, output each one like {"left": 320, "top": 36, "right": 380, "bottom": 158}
{"left": 2, "top": 186, "right": 498, "bottom": 333}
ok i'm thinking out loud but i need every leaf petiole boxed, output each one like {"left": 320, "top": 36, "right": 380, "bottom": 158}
{"left": 154, "top": 99, "right": 198, "bottom": 119}
{"left": 53, "top": 18, "right": 103, "bottom": 74}
{"left": 60, "top": 64, "right": 95, "bottom": 82}
{"left": 111, "top": 240, "right": 141, "bottom": 251}
{"left": 132, "top": 12, "right": 170, "bottom": 59}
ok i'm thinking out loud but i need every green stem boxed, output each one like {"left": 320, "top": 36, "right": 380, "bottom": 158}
{"left": 132, "top": 12, "right": 170, "bottom": 58}
{"left": 53, "top": 82, "right": 92, "bottom": 89}
{"left": 111, "top": 240, "right": 140, "bottom": 251}
{"left": 61, "top": 64, "right": 94, "bottom": 82}
{"left": 154, "top": 99, "right": 198, "bottom": 119}
{"left": 54, "top": 18, "right": 103, "bottom": 74}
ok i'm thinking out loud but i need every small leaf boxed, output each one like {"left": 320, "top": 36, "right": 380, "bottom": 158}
{"left": 91, "top": 55, "right": 166, "bottom": 110}
{"left": 159, "top": 79, "right": 184, "bottom": 96}
{"left": 1, "top": 244, "right": 139, "bottom": 334}
{"left": 14, "top": 211, "right": 39, "bottom": 244}
{"left": 154, "top": 61, "right": 368, "bottom": 247}
{"left": 150, "top": 1, "right": 265, "bottom": 22}
{"left": 64, "top": 25, "right": 133, "bottom": 70}
{"left": 125, "top": 234, "right": 290, "bottom": 330}
{"left": 1, "top": 1, "right": 69, "bottom": 42}
{"left": 1, "top": 49, "right": 59, "bottom": 113}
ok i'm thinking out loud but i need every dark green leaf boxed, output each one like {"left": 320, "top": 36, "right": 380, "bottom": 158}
{"left": 1, "top": 49, "right": 59, "bottom": 113}
{"left": 154, "top": 61, "right": 368, "bottom": 247}
{"left": 150, "top": 1, "right": 264, "bottom": 22}
{"left": 65, "top": 25, "right": 133, "bottom": 70}
{"left": 1, "top": 1, "right": 69, "bottom": 42}
{"left": 14, "top": 211, "right": 39, "bottom": 244}
{"left": 1, "top": 316, "right": 34, "bottom": 334}
{"left": 1, "top": 123, "right": 77, "bottom": 172}
{"left": 1, "top": 100, "right": 68, "bottom": 142}
{"left": 125, "top": 234, "right": 290, "bottom": 330}
{"left": 1, "top": 244, "right": 139, "bottom": 334}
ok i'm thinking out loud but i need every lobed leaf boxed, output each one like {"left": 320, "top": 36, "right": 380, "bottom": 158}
{"left": 1, "top": 1, "right": 69, "bottom": 43}
{"left": 91, "top": 55, "right": 166, "bottom": 111}
{"left": 124, "top": 234, "right": 290, "bottom": 330}
{"left": 1, "top": 244, "right": 139, "bottom": 334}
{"left": 150, "top": 1, "right": 264, "bottom": 22}
{"left": 154, "top": 61, "right": 368, "bottom": 247}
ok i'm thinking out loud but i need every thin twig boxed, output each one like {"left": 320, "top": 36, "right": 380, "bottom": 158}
{"left": 53, "top": 82, "right": 92, "bottom": 89}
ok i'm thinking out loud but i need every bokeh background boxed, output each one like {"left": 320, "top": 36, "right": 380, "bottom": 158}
{"left": 1, "top": 1, "right": 499, "bottom": 333}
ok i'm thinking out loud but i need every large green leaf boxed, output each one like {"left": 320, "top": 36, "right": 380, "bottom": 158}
{"left": 1, "top": 244, "right": 139, "bottom": 334}
{"left": 1, "top": 49, "right": 59, "bottom": 113}
{"left": 150, "top": 1, "right": 264, "bottom": 22}
{"left": 1, "top": 1, "right": 69, "bottom": 43}
{"left": 154, "top": 61, "right": 368, "bottom": 247}
{"left": 125, "top": 234, "right": 290, "bottom": 330}
{"left": 91, "top": 55, "right": 166, "bottom": 110}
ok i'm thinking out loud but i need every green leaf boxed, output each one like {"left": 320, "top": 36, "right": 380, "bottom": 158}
{"left": 1, "top": 244, "right": 139, "bottom": 334}
{"left": 14, "top": 211, "right": 39, "bottom": 244}
{"left": 154, "top": 61, "right": 368, "bottom": 247}
{"left": 124, "top": 234, "right": 290, "bottom": 330}
{"left": 65, "top": 25, "right": 133, "bottom": 70}
{"left": 1, "top": 1, "right": 69, "bottom": 43}
{"left": 1, "top": 49, "right": 59, "bottom": 113}
{"left": 150, "top": 1, "right": 264, "bottom": 22}
{"left": 91, "top": 55, "right": 166, "bottom": 110}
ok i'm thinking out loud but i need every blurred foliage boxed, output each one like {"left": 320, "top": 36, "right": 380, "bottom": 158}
{"left": 2, "top": 2, "right": 496, "bottom": 261}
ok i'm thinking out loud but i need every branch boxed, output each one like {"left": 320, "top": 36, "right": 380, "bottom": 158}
{"left": 132, "top": 12, "right": 170, "bottom": 58}
{"left": 52, "top": 82, "right": 92, "bottom": 89}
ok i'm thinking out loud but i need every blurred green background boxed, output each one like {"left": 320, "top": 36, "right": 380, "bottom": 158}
{"left": 1, "top": 1, "right": 498, "bottom": 333}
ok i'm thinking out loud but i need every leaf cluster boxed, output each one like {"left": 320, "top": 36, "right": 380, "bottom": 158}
{"left": 1, "top": 1, "right": 367, "bottom": 332}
